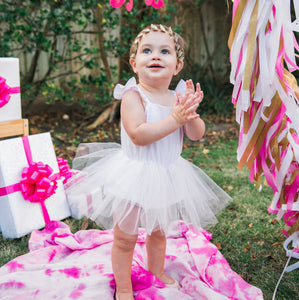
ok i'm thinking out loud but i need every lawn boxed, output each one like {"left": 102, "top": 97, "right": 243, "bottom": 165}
{"left": 0, "top": 122, "right": 298, "bottom": 300}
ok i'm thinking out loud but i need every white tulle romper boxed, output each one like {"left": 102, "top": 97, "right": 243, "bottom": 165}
{"left": 66, "top": 77, "right": 232, "bottom": 235}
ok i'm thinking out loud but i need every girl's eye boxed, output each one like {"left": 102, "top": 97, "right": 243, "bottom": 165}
{"left": 143, "top": 48, "right": 151, "bottom": 54}
{"left": 161, "top": 49, "right": 169, "bottom": 54}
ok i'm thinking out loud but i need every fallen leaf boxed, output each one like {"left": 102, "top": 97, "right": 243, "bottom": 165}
{"left": 272, "top": 242, "right": 281, "bottom": 247}
{"left": 227, "top": 185, "right": 233, "bottom": 191}
{"left": 215, "top": 243, "right": 222, "bottom": 250}
{"left": 270, "top": 219, "right": 278, "bottom": 225}
{"left": 244, "top": 244, "right": 250, "bottom": 252}
{"left": 80, "top": 217, "right": 89, "bottom": 230}
{"left": 203, "top": 148, "right": 210, "bottom": 154}
{"left": 209, "top": 164, "right": 222, "bottom": 170}
{"left": 228, "top": 206, "right": 237, "bottom": 212}
{"left": 263, "top": 254, "right": 274, "bottom": 260}
{"left": 249, "top": 223, "right": 253, "bottom": 228}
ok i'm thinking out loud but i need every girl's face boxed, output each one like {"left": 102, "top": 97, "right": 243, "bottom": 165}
{"left": 130, "top": 31, "right": 183, "bottom": 86}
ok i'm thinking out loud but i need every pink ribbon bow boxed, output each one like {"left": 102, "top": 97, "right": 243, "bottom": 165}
{"left": 0, "top": 76, "right": 20, "bottom": 108}
{"left": 19, "top": 162, "right": 57, "bottom": 203}
{"left": 57, "top": 157, "right": 77, "bottom": 184}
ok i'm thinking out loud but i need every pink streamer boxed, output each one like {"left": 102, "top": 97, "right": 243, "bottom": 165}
{"left": 276, "top": 47, "right": 284, "bottom": 81}
{"left": 283, "top": 210, "right": 299, "bottom": 228}
{"left": 230, "top": 0, "right": 299, "bottom": 235}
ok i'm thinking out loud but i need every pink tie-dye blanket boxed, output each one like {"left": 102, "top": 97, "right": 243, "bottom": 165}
{"left": 0, "top": 221, "right": 263, "bottom": 299}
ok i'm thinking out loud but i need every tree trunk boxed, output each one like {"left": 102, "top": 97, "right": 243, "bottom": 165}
{"left": 97, "top": 5, "right": 112, "bottom": 82}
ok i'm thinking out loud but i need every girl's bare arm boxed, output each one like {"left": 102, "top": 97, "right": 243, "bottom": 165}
{"left": 183, "top": 80, "right": 206, "bottom": 141}
{"left": 121, "top": 89, "right": 197, "bottom": 146}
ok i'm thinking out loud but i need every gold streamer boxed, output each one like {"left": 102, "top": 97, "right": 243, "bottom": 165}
{"left": 228, "top": 0, "right": 248, "bottom": 50}
{"left": 280, "top": 187, "right": 286, "bottom": 206}
{"left": 237, "top": 93, "right": 279, "bottom": 170}
{"left": 243, "top": 0, "right": 259, "bottom": 92}
{"left": 286, "top": 214, "right": 299, "bottom": 236}
{"left": 284, "top": 69, "right": 299, "bottom": 99}
{"left": 246, "top": 94, "right": 281, "bottom": 169}
{"left": 255, "top": 168, "right": 263, "bottom": 188}
{"left": 269, "top": 115, "right": 287, "bottom": 171}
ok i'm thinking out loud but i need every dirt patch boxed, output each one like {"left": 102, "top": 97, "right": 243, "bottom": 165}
{"left": 21, "top": 102, "right": 238, "bottom": 161}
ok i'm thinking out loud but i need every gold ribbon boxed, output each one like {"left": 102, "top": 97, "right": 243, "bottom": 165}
{"left": 286, "top": 214, "right": 299, "bottom": 236}
{"left": 284, "top": 69, "right": 299, "bottom": 99}
{"left": 243, "top": 0, "right": 259, "bottom": 93}
{"left": 237, "top": 92, "right": 281, "bottom": 170}
{"left": 246, "top": 94, "right": 281, "bottom": 170}
{"left": 228, "top": 0, "right": 248, "bottom": 50}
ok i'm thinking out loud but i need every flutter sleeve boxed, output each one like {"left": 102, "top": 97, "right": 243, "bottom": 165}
{"left": 113, "top": 77, "right": 139, "bottom": 100}
{"left": 175, "top": 79, "right": 186, "bottom": 95}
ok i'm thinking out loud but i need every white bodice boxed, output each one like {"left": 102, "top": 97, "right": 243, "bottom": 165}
{"left": 115, "top": 78, "right": 184, "bottom": 168}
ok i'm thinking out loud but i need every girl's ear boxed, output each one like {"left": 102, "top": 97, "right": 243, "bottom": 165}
{"left": 174, "top": 60, "right": 183, "bottom": 76}
{"left": 129, "top": 58, "right": 137, "bottom": 74}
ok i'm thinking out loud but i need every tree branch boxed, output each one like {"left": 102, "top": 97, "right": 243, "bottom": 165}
{"left": 97, "top": 5, "right": 112, "bottom": 82}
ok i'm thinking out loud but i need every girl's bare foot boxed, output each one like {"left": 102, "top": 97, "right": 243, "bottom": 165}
{"left": 115, "top": 291, "right": 134, "bottom": 300}
{"left": 156, "top": 273, "right": 180, "bottom": 288}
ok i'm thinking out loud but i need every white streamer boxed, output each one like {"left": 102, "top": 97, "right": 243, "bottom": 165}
{"left": 230, "top": 0, "right": 256, "bottom": 83}
{"left": 272, "top": 231, "right": 299, "bottom": 299}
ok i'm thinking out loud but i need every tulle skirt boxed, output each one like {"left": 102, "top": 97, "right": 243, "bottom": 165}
{"left": 65, "top": 143, "right": 232, "bottom": 235}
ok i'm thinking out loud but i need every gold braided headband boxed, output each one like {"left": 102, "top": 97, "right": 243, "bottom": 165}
{"left": 129, "top": 24, "right": 184, "bottom": 62}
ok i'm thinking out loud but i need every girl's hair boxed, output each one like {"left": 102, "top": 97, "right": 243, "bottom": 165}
{"left": 129, "top": 24, "right": 185, "bottom": 62}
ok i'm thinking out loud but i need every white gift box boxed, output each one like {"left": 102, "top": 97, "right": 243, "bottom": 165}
{"left": 0, "top": 132, "right": 71, "bottom": 238}
{"left": 0, "top": 58, "right": 22, "bottom": 122}
{"left": 65, "top": 172, "right": 99, "bottom": 220}
{"left": 67, "top": 192, "right": 95, "bottom": 220}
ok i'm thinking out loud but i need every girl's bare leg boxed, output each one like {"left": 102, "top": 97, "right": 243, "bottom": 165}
{"left": 146, "top": 230, "right": 176, "bottom": 284}
{"left": 112, "top": 224, "right": 137, "bottom": 300}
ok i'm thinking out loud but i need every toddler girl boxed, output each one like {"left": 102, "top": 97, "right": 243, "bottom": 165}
{"left": 66, "top": 24, "right": 232, "bottom": 300}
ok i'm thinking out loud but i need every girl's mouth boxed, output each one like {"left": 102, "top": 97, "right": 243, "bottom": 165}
{"left": 148, "top": 65, "right": 164, "bottom": 69}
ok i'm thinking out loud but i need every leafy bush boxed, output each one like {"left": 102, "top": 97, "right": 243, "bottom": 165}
{"left": 0, "top": 1, "right": 237, "bottom": 116}
{"left": 0, "top": 0, "right": 175, "bottom": 111}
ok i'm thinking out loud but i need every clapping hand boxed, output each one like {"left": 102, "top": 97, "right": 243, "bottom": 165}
{"left": 172, "top": 79, "right": 204, "bottom": 125}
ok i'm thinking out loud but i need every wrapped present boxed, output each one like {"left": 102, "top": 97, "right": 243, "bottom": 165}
{"left": 0, "top": 58, "right": 22, "bottom": 122}
{"left": 0, "top": 132, "right": 70, "bottom": 238}
{"left": 67, "top": 189, "right": 99, "bottom": 220}
{"left": 64, "top": 171, "right": 97, "bottom": 220}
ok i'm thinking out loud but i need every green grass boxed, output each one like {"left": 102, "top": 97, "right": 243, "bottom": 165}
{"left": 1, "top": 138, "right": 298, "bottom": 300}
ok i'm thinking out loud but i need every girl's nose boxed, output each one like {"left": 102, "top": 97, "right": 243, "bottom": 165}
{"left": 151, "top": 51, "right": 161, "bottom": 60}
